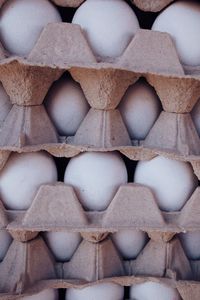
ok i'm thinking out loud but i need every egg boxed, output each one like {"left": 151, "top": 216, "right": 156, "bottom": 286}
{"left": 152, "top": 1, "right": 200, "bottom": 66}
{"left": 191, "top": 98, "right": 200, "bottom": 136}
{"left": 0, "top": 152, "right": 57, "bottom": 210}
{"left": 0, "top": 0, "right": 61, "bottom": 56}
{"left": 65, "top": 283, "right": 124, "bottom": 300}
{"left": 111, "top": 229, "right": 148, "bottom": 260}
{"left": 21, "top": 289, "right": 58, "bottom": 300}
{"left": 119, "top": 81, "right": 161, "bottom": 140}
{"left": 179, "top": 231, "right": 200, "bottom": 260}
{"left": 64, "top": 152, "right": 128, "bottom": 211}
{"left": 45, "top": 78, "right": 89, "bottom": 137}
{"left": 134, "top": 156, "right": 198, "bottom": 212}
{"left": 0, "top": 83, "right": 12, "bottom": 123}
{"left": 130, "top": 282, "right": 181, "bottom": 300}
{"left": 0, "top": 230, "right": 12, "bottom": 261}
{"left": 43, "top": 231, "right": 82, "bottom": 262}
{"left": 72, "top": 0, "right": 139, "bottom": 59}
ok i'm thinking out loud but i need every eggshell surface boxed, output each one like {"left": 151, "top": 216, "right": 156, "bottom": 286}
{"left": 64, "top": 152, "right": 128, "bottom": 211}
{"left": 130, "top": 282, "right": 181, "bottom": 300}
{"left": 111, "top": 229, "right": 148, "bottom": 259}
{"left": 0, "top": 152, "right": 57, "bottom": 210}
{"left": 72, "top": 0, "right": 139, "bottom": 59}
{"left": 179, "top": 231, "right": 200, "bottom": 260}
{"left": 119, "top": 81, "right": 161, "bottom": 140}
{"left": 44, "top": 231, "right": 82, "bottom": 261}
{"left": 152, "top": 1, "right": 200, "bottom": 66}
{"left": 134, "top": 156, "right": 198, "bottom": 211}
{"left": 65, "top": 283, "right": 124, "bottom": 300}
{"left": 0, "top": 0, "right": 61, "bottom": 56}
{"left": 45, "top": 78, "right": 89, "bottom": 136}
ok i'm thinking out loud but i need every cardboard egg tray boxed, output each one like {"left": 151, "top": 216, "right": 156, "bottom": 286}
{"left": 51, "top": 0, "right": 175, "bottom": 12}
{"left": 0, "top": 0, "right": 199, "bottom": 299}
{"left": 0, "top": 24, "right": 199, "bottom": 158}
{"left": 0, "top": 232, "right": 198, "bottom": 300}
{"left": 0, "top": 153, "right": 197, "bottom": 241}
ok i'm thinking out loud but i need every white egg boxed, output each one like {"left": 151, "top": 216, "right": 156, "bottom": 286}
{"left": 21, "top": 289, "right": 58, "bottom": 300}
{"left": 64, "top": 152, "right": 128, "bottom": 211}
{"left": 111, "top": 229, "right": 147, "bottom": 260}
{"left": 191, "top": 98, "right": 200, "bottom": 136}
{"left": 152, "top": 1, "right": 200, "bottom": 66}
{"left": 119, "top": 81, "right": 161, "bottom": 140}
{"left": 0, "top": 0, "right": 61, "bottom": 56}
{"left": 0, "top": 152, "right": 57, "bottom": 210}
{"left": 134, "top": 156, "right": 198, "bottom": 212}
{"left": 130, "top": 282, "right": 181, "bottom": 300}
{"left": 179, "top": 231, "right": 200, "bottom": 260}
{"left": 43, "top": 231, "right": 82, "bottom": 262}
{"left": 65, "top": 283, "right": 124, "bottom": 300}
{"left": 72, "top": 0, "right": 139, "bottom": 59}
{"left": 45, "top": 78, "right": 89, "bottom": 136}
{"left": 0, "top": 83, "right": 12, "bottom": 123}
{"left": 0, "top": 230, "right": 12, "bottom": 261}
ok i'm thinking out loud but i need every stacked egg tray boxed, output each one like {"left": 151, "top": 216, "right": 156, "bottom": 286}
{"left": 0, "top": 0, "right": 200, "bottom": 299}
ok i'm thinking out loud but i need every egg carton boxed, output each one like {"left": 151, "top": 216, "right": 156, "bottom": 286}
{"left": 0, "top": 278, "right": 194, "bottom": 300}
{"left": 0, "top": 23, "right": 199, "bottom": 160}
{"left": 0, "top": 149, "right": 197, "bottom": 239}
{"left": 0, "top": 233, "right": 199, "bottom": 299}
{"left": 50, "top": 0, "right": 175, "bottom": 12}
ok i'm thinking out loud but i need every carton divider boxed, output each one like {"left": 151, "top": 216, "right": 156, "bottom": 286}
{"left": 147, "top": 74, "right": 200, "bottom": 113}
{"left": 178, "top": 187, "right": 200, "bottom": 228}
{"left": 0, "top": 59, "right": 62, "bottom": 106}
{"left": 22, "top": 183, "right": 88, "bottom": 228}
{"left": 0, "top": 105, "right": 58, "bottom": 147}
{"left": 70, "top": 67, "right": 138, "bottom": 109}
{"left": 0, "top": 237, "right": 57, "bottom": 293}
{"left": 51, "top": 0, "right": 174, "bottom": 12}
{"left": 73, "top": 108, "right": 132, "bottom": 148}
{"left": 63, "top": 238, "right": 125, "bottom": 281}
{"left": 144, "top": 112, "right": 200, "bottom": 156}
{"left": 119, "top": 29, "right": 184, "bottom": 75}
{"left": 103, "top": 183, "right": 165, "bottom": 227}
{"left": 132, "top": 0, "right": 174, "bottom": 12}
{"left": 0, "top": 200, "right": 8, "bottom": 228}
{"left": 28, "top": 23, "right": 96, "bottom": 66}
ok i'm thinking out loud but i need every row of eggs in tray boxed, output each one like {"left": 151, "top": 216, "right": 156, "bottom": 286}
{"left": 0, "top": 0, "right": 199, "bottom": 66}
{"left": 2, "top": 76, "right": 200, "bottom": 140}
{"left": 11, "top": 282, "right": 184, "bottom": 300}
{"left": 0, "top": 230, "right": 195, "bottom": 299}
{"left": 0, "top": 226, "right": 200, "bottom": 261}
{"left": 0, "top": 151, "right": 198, "bottom": 212}
{"left": 7, "top": 282, "right": 182, "bottom": 300}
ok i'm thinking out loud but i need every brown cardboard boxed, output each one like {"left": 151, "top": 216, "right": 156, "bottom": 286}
{"left": 143, "top": 112, "right": 200, "bottom": 156}
{"left": 4, "top": 182, "right": 200, "bottom": 241}
{"left": 70, "top": 68, "right": 138, "bottom": 110}
{"left": 0, "top": 233, "right": 196, "bottom": 300}
{"left": 0, "top": 148, "right": 198, "bottom": 242}
{"left": 0, "top": 60, "right": 62, "bottom": 106}
{"left": 72, "top": 109, "right": 132, "bottom": 148}
{"left": 50, "top": 0, "right": 175, "bottom": 12}
{"left": 51, "top": 0, "right": 84, "bottom": 7}
{"left": 0, "top": 237, "right": 57, "bottom": 294}
{"left": 132, "top": 0, "right": 174, "bottom": 12}
{"left": 0, "top": 105, "right": 58, "bottom": 147}
{"left": 0, "top": 3, "right": 199, "bottom": 299}
{"left": 0, "top": 25, "right": 199, "bottom": 157}
{"left": 64, "top": 238, "right": 126, "bottom": 281}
